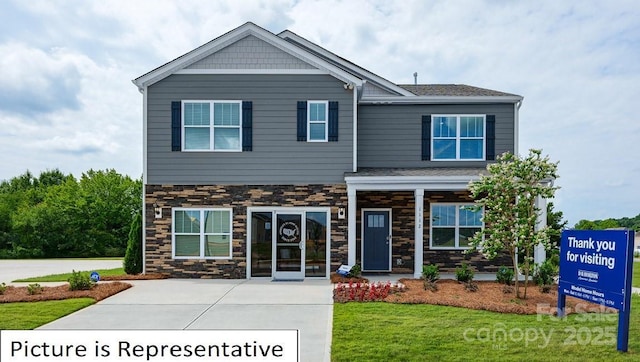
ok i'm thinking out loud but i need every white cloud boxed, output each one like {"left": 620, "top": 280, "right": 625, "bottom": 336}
{"left": 0, "top": 43, "right": 82, "bottom": 114}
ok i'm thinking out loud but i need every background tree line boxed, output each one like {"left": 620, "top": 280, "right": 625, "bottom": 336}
{"left": 0, "top": 169, "right": 141, "bottom": 258}
{"left": 573, "top": 214, "right": 640, "bottom": 231}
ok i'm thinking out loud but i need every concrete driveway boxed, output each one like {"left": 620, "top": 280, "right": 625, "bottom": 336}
{"left": 0, "top": 259, "right": 122, "bottom": 283}
{"left": 0, "top": 260, "right": 334, "bottom": 362}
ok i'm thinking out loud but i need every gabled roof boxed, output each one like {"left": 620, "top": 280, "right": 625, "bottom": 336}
{"left": 132, "top": 22, "right": 363, "bottom": 90}
{"left": 133, "top": 22, "right": 522, "bottom": 104}
{"left": 278, "top": 30, "right": 414, "bottom": 97}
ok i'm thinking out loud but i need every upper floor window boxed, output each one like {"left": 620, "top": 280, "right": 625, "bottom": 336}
{"left": 430, "top": 204, "right": 483, "bottom": 249}
{"left": 307, "top": 101, "right": 328, "bottom": 142}
{"left": 432, "top": 115, "right": 485, "bottom": 160}
{"left": 183, "top": 101, "right": 242, "bottom": 151}
{"left": 297, "top": 101, "right": 338, "bottom": 142}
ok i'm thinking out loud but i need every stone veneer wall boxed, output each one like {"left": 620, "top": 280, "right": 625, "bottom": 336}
{"left": 357, "top": 191, "right": 511, "bottom": 273}
{"left": 145, "top": 184, "right": 348, "bottom": 278}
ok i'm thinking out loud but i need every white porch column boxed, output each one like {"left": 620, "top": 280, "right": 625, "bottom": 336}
{"left": 414, "top": 189, "right": 424, "bottom": 279}
{"left": 347, "top": 187, "right": 357, "bottom": 266}
{"left": 534, "top": 195, "right": 548, "bottom": 265}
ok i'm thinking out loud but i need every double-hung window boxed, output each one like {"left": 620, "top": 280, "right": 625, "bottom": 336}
{"left": 432, "top": 115, "right": 485, "bottom": 160}
{"left": 430, "top": 204, "right": 483, "bottom": 249}
{"left": 173, "top": 208, "right": 233, "bottom": 258}
{"left": 183, "top": 101, "right": 241, "bottom": 151}
{"left": 307, "top": 101, "right": 328, "bottom": 142}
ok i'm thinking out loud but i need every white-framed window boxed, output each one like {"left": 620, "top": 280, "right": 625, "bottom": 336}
{"left": 183, "top": 101, "right": 242, "bottom": 151}
{"left": 432, "top": 115, "right": 485, "bottom": 160}
{"left": 172, "top": 208, "right": 233, "bottom": 259}
{"left": 307, "top": 101, "right": 328, "bottom": 142}
{"left": 430, "top": 204, "right": 483, "bottom": 249}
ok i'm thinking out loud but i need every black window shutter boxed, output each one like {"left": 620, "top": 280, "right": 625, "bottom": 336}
{"left": 486, "top": 115, "right": 496, "bottom": 160}
{"left": 171, "top": 101, "right": 181, "bottom": 151}
{"left": 328, "top": 101, "right": 339, "bottom": 141}
{"left": 242, "top": 101, "right": 253, "bottom": 151}
{"left": 421, "top": 115, "right": 431, "bottom": 160}
{"left": 297, "top": 101, "right": 307, "bottom": 141}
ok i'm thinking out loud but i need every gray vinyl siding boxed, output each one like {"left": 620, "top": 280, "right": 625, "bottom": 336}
{"left": 358, "top": 104, "right": 515, "bottom": 168}
{"left": 147, "top": 74, "right": 353, "bottom": 184}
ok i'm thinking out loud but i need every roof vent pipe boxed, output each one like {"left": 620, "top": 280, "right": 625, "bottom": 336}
{"left": 413, "top": 72, "right": 418, "bottom": 85}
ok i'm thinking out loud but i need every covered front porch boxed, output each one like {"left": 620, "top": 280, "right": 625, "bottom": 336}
{"left": 345, "top": 168, "right": 536, "bottom": 278}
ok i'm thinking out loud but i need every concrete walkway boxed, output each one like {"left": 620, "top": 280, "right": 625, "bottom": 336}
{"left": 39, "top": 279, "right": 333, "bottom": 362}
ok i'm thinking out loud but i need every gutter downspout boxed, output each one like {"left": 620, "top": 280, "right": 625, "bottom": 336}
{"left": 352, "top": 82, "right": 360, "bottom": 172}
{"left": 141, "top": 85, "right": 148, "bottom": 274}
{"left": 514, "top": 99, "right": 523, "bottom": 156}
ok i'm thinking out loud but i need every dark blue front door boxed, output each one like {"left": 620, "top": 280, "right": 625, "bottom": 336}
{"left": 363, "top": 210, "right": 390, "bottom": 271}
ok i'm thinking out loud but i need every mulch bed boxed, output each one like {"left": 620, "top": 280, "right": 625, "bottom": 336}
{"left": 335, "top": 278, "right": 618, "bottom": 316}
{"left": 330, "top": 273, "right": 368, "bottom": 284}
{"left": 0, "top": 282, "right": 132, "bottom": 303}
{"left": 101, "top": 273, "right": 168, "bottom": 281}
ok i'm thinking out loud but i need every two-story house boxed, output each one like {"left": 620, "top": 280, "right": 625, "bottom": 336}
{"left": 133, "top": 22, "right": 524, "bottom": 280}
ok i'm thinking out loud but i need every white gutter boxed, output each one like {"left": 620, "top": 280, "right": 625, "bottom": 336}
{"left": 141, "top": 85, "right": 148, "bottom": 274}
{"left": 360, "top": 95, "right": 523, "bottom": 104}
{"left": 514, "top": 98, "right": 524, "bottom": 156}
{"left": 352, "top": 85, "right": 358, "bottom": 172}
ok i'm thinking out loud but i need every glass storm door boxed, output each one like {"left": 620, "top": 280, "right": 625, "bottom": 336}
{"left": 273, "top": 213, "right": 305, "bottom": 280}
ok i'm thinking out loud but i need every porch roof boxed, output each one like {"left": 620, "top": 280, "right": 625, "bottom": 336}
{"left": 344, "top": 167, "right": 488, "bottom": 191}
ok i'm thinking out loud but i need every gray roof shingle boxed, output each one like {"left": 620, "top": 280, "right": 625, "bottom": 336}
{"left": 398, "top": 84, "right": 520, "bottom": 97}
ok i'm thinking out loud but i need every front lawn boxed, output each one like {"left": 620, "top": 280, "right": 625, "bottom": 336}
{"left": 0, "top": 298, "right": 95, "bottom": 329}
{"left": 633, "top": 262, "right": 639, "bottom": 288}
{"left": 332, "top": 295, "right": 640, "bottom": 361}
{"left": 13, "top": 268, "right": 125, "bottom": 282}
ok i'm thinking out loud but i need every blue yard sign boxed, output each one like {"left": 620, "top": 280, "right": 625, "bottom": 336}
{"left": 557, "top": 229, "right": 635, "bottom": 352}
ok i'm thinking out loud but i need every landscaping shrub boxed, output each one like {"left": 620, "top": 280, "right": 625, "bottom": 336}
{"left": 0, "top": 282, "right": 6, "bottom": 295}
{"left": 496, "top": 266, "right": 514, "bottom": 285}
{"left": 422, "top": 264, "right": 439, "bottom": 291}
{"left": 68, "top": 270, "right": 95, "bottom": 291}
{"left": 455, "top": 263, "right": 474, "bottom": 283}
{"left": 533, "top": 259, "right": 558, "bottom": 293}
{"left": 124, "top": 211, "right": 143, "bottom": 275}
{"left": 27, "top": 283, "right": 43, "bottom": 295}
{"left": 348, "top": 264, "right": 361, "bottom": 278}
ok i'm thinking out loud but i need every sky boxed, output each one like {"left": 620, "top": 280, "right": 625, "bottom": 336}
{"left": 0, "top": 0, "right": 638, "bottom": 226}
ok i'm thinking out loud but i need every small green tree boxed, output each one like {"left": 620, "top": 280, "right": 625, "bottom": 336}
{"left": 468, "top": 149, "right": 559, "bottom": 299}
{"left": 123, "top": 211, "right": 143, "bottom": 275}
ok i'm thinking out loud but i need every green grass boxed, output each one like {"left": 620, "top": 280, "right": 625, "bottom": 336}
{"left": 0, "top": 298, "right": 95, "bottom": 329}
{"left": 332, "top": 295, "right": 640, "bottom": 361}
{"left": 13, "top": 267, "right": 125, "bottom": 282}
{"left": 633, "top": 262, "right": 639, "bottom": 288}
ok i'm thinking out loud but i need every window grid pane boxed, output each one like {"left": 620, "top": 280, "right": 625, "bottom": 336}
{"left": 460, "top": 116, "right": 483, "bottom": 137}
{"left": 460, "top": 139, "right": 483, "bottom": 159}
{"left": 309, "top": 123, "right": 326, "bottom": 141}
{"left": 184, "top": 103, "right": 210, "bottom": 126}
{"left": 309, "top": 103, "right": 326, "bottom": 121}
{"left": 213, "top": 128, "right": 240, "bottom": 150}
{"left": 214, "top": 103, "right": 240, "bottom": 126}
{"left": 433, "top": 116, "right": 457, "bottom": 138}
{"left": 184, "top": 128, "right": 210, "bottom": 150}
{"left": 432, "top": 205, "right": 456, "bottom": 226}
